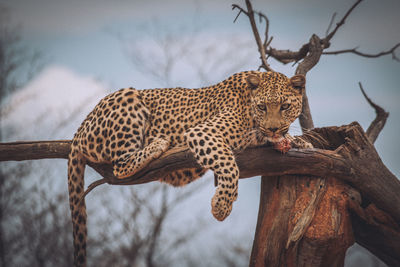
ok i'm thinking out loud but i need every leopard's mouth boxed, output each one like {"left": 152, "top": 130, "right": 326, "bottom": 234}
{"left": 258, "top": 126, "right": 285, "bottom": 143}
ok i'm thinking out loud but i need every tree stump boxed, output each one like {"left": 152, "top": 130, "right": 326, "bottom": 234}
{"left": 250, "top": 176, "right": 356, "bottom": 267}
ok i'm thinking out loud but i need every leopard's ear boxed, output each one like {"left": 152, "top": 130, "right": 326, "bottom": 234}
{"left": 290, "top": 74, "right": 305, "bottom": 93}
{"left": 246, "top": 74, "right": 260, "bottom": 90}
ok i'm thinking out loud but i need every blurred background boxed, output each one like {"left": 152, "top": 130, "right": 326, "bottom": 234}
{"left": 0, "top": 0, "right": 399, "bottom": 266}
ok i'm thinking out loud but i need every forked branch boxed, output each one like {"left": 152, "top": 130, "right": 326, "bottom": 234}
{"left": 324, "top": 0, "right": 363, "bottom": 42}
{"left": 264, "top": 0, "right": 364, "bottom": 66}
{"left": 232, "top": 0, "right": 273, "bottom": 71}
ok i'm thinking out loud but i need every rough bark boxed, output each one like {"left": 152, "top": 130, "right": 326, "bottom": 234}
{"left": 0, "top": 140, "right": 71, "bottom": 161}
{"left": 250, "top": 177, "right": 356, "bottom": 267}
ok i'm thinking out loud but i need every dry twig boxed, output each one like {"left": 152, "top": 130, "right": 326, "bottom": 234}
{"left": 359, "top": 82, "right": 389, "bottom": 144}
{"left": 323, "top": 43, "right": 400, "bottom": 61}
{"left": 324, "top": 0, "right": 363, "bottom": 43}
{"left": 232, "top": 0, "right": 273, "bottom": 71}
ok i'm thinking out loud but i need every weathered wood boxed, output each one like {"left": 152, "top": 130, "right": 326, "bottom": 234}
{"left": 359, "top": 82, "right": 389, "bottom": 144}
{"left": 351, "top": 203, "right": 400, "bottom": 267}
{"left": 0, "top": 140, "right": 71, "bottom": 161}
{"left": 250, "top": 177, "right": 357, "bottom": 267}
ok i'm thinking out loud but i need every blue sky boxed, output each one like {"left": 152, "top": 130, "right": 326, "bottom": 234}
{"left": 0, "top": 0, "right": 399, "bottom": 265}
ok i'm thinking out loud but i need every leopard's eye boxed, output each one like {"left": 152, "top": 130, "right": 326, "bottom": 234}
{"left": 257, "top": 104, "right": 266, "bottom": 111}
{"left": 280, "top": 103, "right": 290, "bottom": 110}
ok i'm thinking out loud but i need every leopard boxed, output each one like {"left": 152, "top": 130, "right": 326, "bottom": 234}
{"left": 67, "top": 70, "right": 307, "bottom": 266}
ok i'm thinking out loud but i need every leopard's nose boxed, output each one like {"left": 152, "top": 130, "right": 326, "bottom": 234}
{"left": 268, "top": 127, "right": 278, "bottom": 133}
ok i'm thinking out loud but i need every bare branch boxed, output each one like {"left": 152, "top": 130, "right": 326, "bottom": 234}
{"left": 323, "top": 43, "right": 400, "bottom": 61}
{"left": 359, "top": 82, "right": 389, "bottom": 144}
{"left": 0, "top": 140, "right": 71, "bottom": 161}
{"left": 266, "top": 44, "right": 310, "bottom": 64}
{"left": 325, "top": 0, "right": 364, "bottom": 42}
{"left": 294, "top": 34, "right": 324, "bottom": 130}
{"left": 264, "top": 0, "right": 365, "bottom": 66}
{"left": 232, "top": 5, "right": 247, "bottom": 23}
{"left": 295, "top": 35, "right": 323, "bottom": 76}
{"left": 232, "top": 1, "right": 273, "bottom": 71}
{"left": 258, "top": 12, "right": 270, "bottom": 51}
{"left": 80, "top": 178, "right": 107, "bottom": 202}
{"left": 325, "top": 12, "right": 337, "bottom": 37}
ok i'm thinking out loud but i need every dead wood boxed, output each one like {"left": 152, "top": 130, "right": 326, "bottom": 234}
{"left": 359, "top": 82, "right": 389, "bottom": 143}
{"left": 0, "top": 140, "right": 71, "bottom": 161}
{"left": 250, "top": 177, "right": 357, "bottom": 267}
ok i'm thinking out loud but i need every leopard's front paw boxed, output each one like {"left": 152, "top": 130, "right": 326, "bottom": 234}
{"left": 157, "top": 138, "right": 171, "bottom": 155}
{"left": 284, "top": 134, "right": 313, "bottom": 149}
{"left": 291, "top": 137, "right": 313, "bottom": 149}
{"left": 211, "top": 191, "right": 234, "bottom": 221}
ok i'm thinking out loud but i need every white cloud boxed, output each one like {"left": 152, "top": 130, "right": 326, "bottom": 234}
{"left": 1, "top": 65, "right": 108, "bottom": 141}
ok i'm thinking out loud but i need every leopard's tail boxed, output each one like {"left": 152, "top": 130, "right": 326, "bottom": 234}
{"left": 68, "top": 146, "right": 87, "bottom": 267}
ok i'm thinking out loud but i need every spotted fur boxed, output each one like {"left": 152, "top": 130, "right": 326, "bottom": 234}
{"left": 68, "top": 71, "right": 305, "bottom": 266}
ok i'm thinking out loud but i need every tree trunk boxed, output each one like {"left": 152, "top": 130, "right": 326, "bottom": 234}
{"left": 250, "top": 176, "right": 356, "bottom": 267}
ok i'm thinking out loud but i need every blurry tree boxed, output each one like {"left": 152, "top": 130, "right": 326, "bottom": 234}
{"left": 0, "top": 7, "right": 42, "bottom": 107}
{"left": 123, "top": 21, "right": 256, "bottom": 87}
{"left": 0, "top": 6, "right": 36, "bottom": 266}
{"left": 89, "top": 184, "right": 206, "bottom": 267}
{"left": 0, "top": 7, "right": 72, "bottom": 267}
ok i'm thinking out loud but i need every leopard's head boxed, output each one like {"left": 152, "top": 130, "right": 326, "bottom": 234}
{"left": 247, "top": 71, "right": 305, "bottom": 143}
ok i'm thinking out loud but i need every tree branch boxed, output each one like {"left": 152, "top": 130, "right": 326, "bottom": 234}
{"left": 0, "top": 140, "right": 71, "bottom": 161}
{"left": 262, "top": 0, "right": 399, "bottom": 67}
{"left": 324, "top": 0, "right": 363, "bottom": 42}
{"left": 325, "top": 12, "right": 337, "bottom": 37}
{"left": 359, "top": 82, "right": 389, "bottom": 144}
{"left": 232, "top": 0, "right": 273, "bottom": 71}
{"left": 294, "top": 34, "right": 323, "bottom": 130}
{"left": 263, "top": 0, "right": 363, "bottom": 66}
{"left": 323, "top": 43, "right": 400, "bottom": 61}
